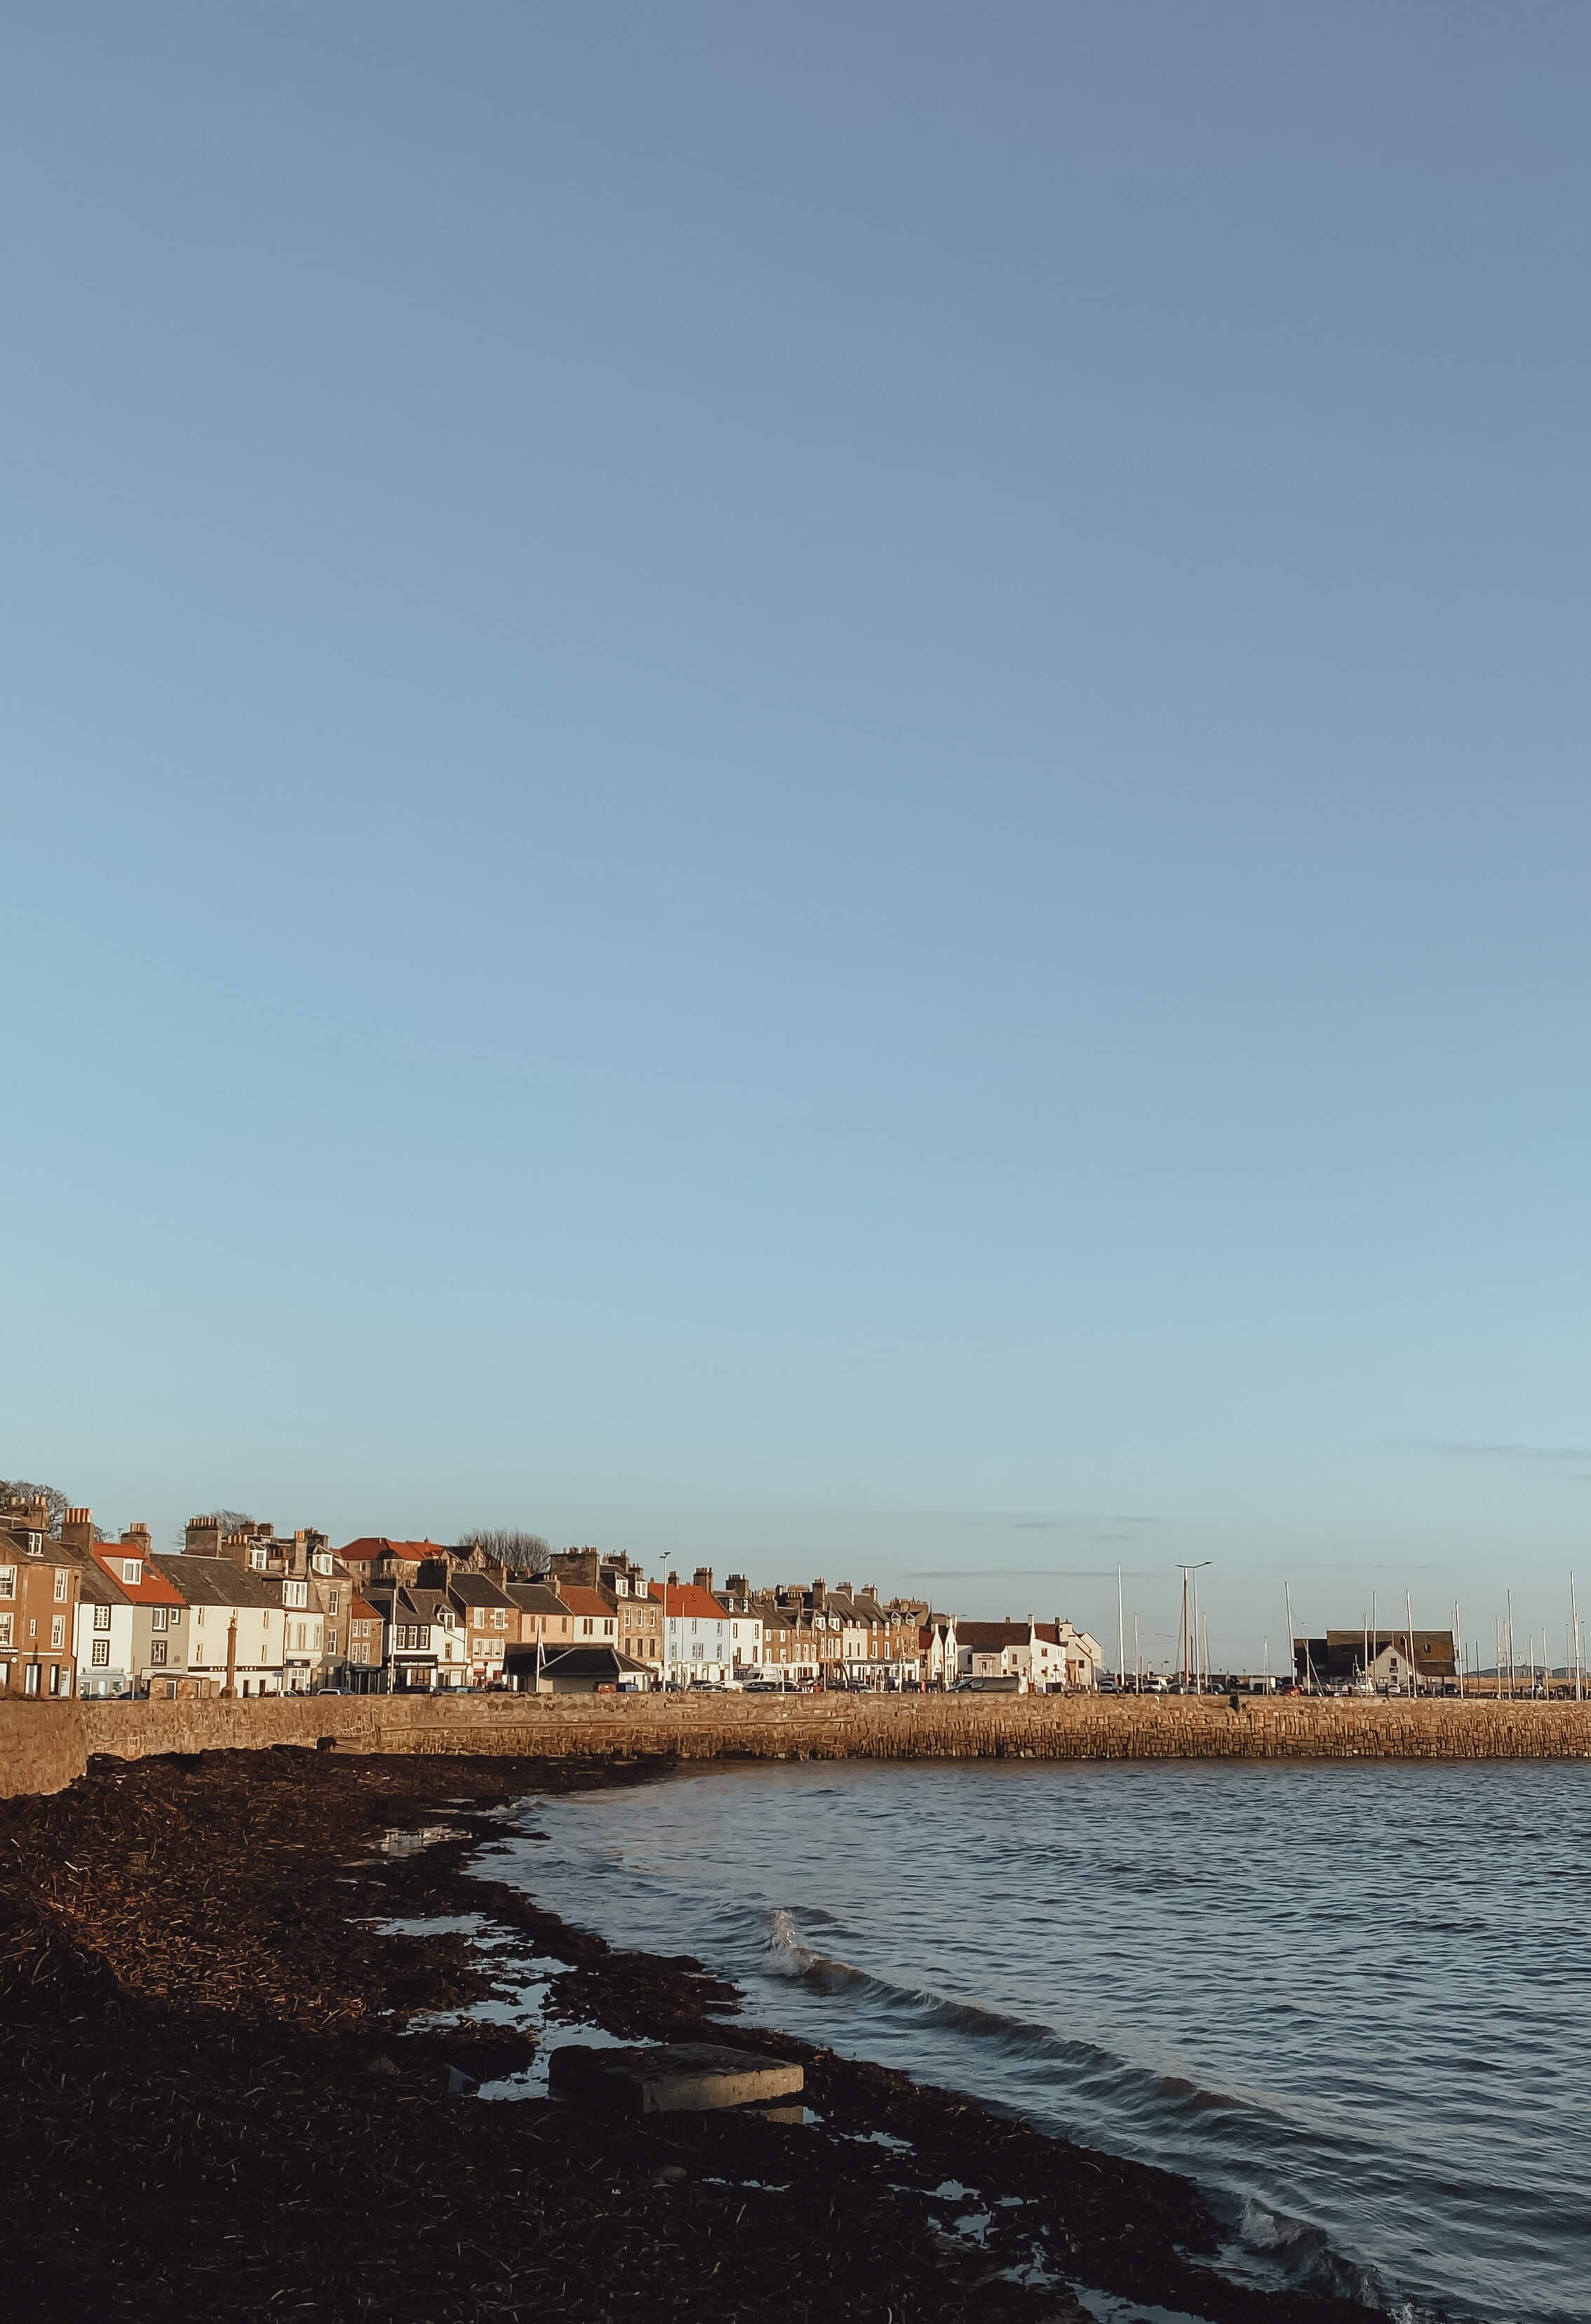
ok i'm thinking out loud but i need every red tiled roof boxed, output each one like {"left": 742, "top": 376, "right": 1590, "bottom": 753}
{"left": 337, "top": 1538, "right": 448, "bottom": 1563}
{"left": 350, "top": 1596, "right": 382, "bottom": 1623}
{"left": 646, "top": 1582, "right": 730, "bottom": 1621}
{"left": 557, "top": 1585, "right": 615, "bottom": 1621}
{"left": 91, "top": 1548, "right": 184, "bottom": 1606}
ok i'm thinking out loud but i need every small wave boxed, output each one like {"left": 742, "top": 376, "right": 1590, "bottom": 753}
{"left": 1227, "top": 2192, "right": 1395, "bottom": 2307}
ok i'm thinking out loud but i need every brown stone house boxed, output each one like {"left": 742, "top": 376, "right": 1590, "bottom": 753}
{"left": 345, "top": 1596, "right": 384, "bottom": 1683}
{"left": 425, "top": 1565, "right": 516, "bottom": 1686}
{"left": 335, "top": 1538, "right": 452, "bottom": 1594}
{"left": 0, "top": 1497, "right": 83, "bottom": 1699}
{"left": 546, "top": 1549, "right": 662, "bottom": 1670}
{"left": 751, "top": 1582, "right": 847, "bottom": 1683}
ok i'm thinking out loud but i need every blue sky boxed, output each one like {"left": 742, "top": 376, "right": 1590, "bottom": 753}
{"left": 6, "top": 3, "right": 1591, "bottom": 1668}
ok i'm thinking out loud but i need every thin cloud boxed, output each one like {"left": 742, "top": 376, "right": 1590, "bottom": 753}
{"left": 1006, "top": 1514, "right": 1159, "bottom": 1531}
{"left": 899, "top": 1567, "right": 1158, "bottom": 1582}
{"left": 1388, "top": 1438, "right": 1591, "bottom": 1467}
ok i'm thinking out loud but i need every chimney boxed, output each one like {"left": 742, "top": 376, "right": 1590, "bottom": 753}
{"left": 667, "top": 1570, "right": 680, "bottom": 1588}
{"left": 812, "top": 1579, "right": 826, "bottom": 1608}
{"left": 61, "top": 1507, "right": 94, "bottom": 1551}
{"left": 186, "top": 1516, "right": 223, "bottom": 1557}
{"left": 123, "top": 1523, "right": 152, "bottom": 1553}
{"left": 692, "top": 1567, "right": 714, "bottom": 1594}
{"left": 726, "top": 1573, "right": 748, "bottom": 1603}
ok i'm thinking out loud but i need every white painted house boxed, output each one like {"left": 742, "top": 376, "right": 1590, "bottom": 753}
{"left": 957, "top": 1617, "right": 1102, "bottom": 1690}
{"left": 151, "top": 1555, "right": 287, "bottom": 1695}
{"left": 74, "top": 1558, "right": 137, "bottom": 1698}
{"left": 649, "top": 1573, "right": 763, "bottom": 1683}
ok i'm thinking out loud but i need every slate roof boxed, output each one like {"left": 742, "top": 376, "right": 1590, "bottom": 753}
{"left": 77, "top": 1561, "right": 132, "bottom": 1608}
{"left": 150, "top": 1556, "right": 280, "bottom": 1610}
{"left": 505, "top": 1582, "right": 565, "bottom": 1617}
{"left": 505, "top": 1644, "right": 650, "bottom": 1678}
{"left": 447, "top": 1572, "right": 517, "bottom": 1610}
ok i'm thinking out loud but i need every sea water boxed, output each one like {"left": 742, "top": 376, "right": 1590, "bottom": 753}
{"left": 490, "top": 1757, "right": 1591, "bottom": 2323}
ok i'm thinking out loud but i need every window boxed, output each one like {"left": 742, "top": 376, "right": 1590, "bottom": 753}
{"left": 93, "top": 1603, "right": 112, "bottom": 1632}
{"left": 0, "top": 1568, "right": 13, "bottom": 1598}
{"left": 51, "top": 1616, "right": 65, "bottom": 1650}
{"left": 492, "top": 1607, "right": 505, "bottom": 1629}
{"left": 53, "top": 1569, "right": 69, "bottom": 1602}
{"left": 91, "top": 1639, "right": 109, "bottom": 1668}
{"left": 325, "top": 1628, "right": 337, "bottom": 1654}
{"left": 283, "top": 1579, "right": 307, "bottom": 1608}
{"left": 121, "top": 1560, "right": 141, "bottom": 1585}
{"left": 0, "top": 1616, "right": 11, "bottom": 1648}
{"left": 582, "top": 1617, "right": 593, "bottom": 1637}
{"left": 150, "top": 1638, "right": 168, "bottom": 1666}
{"left": 328, "top": 1589, "right": 340, "bottom": 1615}
{"left": 313, "top": 1552, "right": 333, "bottom": 1576}
{"left": 249, "top": 1547, "right": 267, "bottom": 1571}
{"left": 152, "top": 1607, "right": 167, "bottom": 1631}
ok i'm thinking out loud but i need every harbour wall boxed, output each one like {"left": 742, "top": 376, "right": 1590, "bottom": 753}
{"left": 6, "top": 1691, "right": 1591, "bottom": 1800}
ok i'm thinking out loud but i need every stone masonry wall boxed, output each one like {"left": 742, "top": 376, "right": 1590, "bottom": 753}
{"left": 6, "top": 1691, "right": 1591, "bottom": 1800}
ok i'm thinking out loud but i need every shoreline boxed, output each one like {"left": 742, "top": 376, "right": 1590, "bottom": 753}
{"left": 1, "top": 1747, "right": 1386, "bottom": 2323}
{"left": 8, "top": 1690, "right": 1591, "bottom": 1801}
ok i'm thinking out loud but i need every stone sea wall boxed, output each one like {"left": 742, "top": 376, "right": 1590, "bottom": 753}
{"left": 6, "top": 1690, "right": 1591, "bottom": 1799}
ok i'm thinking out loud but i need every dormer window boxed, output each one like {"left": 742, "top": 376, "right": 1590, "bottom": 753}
{"left": 312, "top": 1552, "right": 333, "bottom": 1576}
{"left": 121, "top": 1561, "right": 142, "bottom": 1587}
{"left": 249, "top": 1548, "right": 267, "bottom": 1572}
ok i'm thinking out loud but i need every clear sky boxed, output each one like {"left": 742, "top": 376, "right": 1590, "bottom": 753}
{"left": 6, "top": 3, "right": 1591, "bottom": 1670}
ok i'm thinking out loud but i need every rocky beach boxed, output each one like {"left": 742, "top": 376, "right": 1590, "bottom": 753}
{"left": 0, "top": 1747, "right": 1384, "bottom": 2324}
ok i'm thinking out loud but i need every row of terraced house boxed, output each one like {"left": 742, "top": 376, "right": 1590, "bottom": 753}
{"left": 0, "top": 1497, "right": 1103, "bottom": 1700}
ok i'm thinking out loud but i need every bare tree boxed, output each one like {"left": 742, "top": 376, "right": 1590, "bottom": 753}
{"left": 0, "top": 1480, "right": 108, "bottom": 1537}
{"left": 459, "top": 1528, "right": 553, "bottom": 1576}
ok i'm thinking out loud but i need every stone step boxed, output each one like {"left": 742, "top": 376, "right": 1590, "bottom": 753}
{"left": 546, "top": 2041, "right": 805, "bottom": 2116}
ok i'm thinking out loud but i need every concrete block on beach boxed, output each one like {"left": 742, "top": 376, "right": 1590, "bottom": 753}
{"left": 547, "top": 2041, "right": 804, "bottom": 2115}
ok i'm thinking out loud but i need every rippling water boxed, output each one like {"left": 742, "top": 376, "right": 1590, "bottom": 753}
{"left": 494, "top": 1758, "right": 1591, "bottom": 2323}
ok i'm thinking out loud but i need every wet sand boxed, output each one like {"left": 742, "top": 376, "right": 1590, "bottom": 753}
{"left": 0, "top": 1748, "right": 1376, "bottom": 2322}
